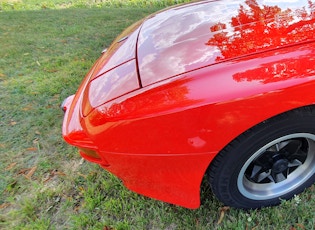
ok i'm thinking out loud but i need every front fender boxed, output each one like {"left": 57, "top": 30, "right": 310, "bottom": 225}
{"left": 80, "top": 42, "right": 315, "bottom": 208}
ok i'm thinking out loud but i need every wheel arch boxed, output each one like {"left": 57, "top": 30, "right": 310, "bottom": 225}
{"left": 204, "top": 104, "right": 315, "bottom": 208}
{"left": 205, "top": 103, "right": 315, "bottom": 176}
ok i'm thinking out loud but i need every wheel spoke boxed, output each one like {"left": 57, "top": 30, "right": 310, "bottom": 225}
{"left": 288, "top": 159, "right": 302, "bottom": 168}
{"left": 271, "top": 171, "right": 287, "bottom": 183}
{"left": 257, "top": 170, "right": 271, "bottom": 183}
{"left": 249, "top": 165, "right": 273, "bottom": 183}
{"left": 288, "top": 150, "right": 307, "bottom": 163}
{"left": 276, "top": 173, "right": 286, "bottom": 182}
{"left": 250, "top": 165, "right": 262, "bottom": 178}
{"left": 279, "top": 140, "right": 302, "bottom": 157}
{"left": 267, "top": 174, "right": 275, "bottom": 183}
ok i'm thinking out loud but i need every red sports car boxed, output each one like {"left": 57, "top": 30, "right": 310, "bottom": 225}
{"left": 62, "top": 0, "right": 315, "bottom": 209}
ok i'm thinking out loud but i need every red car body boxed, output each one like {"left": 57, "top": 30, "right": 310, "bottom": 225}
{"left": 62, "top": 0, "right": 315, "bottom": 208}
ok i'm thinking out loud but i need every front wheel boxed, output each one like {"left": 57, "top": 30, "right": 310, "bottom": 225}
{"left": 207, "top": 106, "right": 315, "bottom": 209}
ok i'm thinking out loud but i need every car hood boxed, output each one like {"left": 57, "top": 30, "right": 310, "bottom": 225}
{"left": 137, "top": 0, "right": 315, "bottom": 86}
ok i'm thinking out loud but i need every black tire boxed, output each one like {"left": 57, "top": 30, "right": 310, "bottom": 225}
{"left": 207, "top": 106, "right": 315, "bottom": 209}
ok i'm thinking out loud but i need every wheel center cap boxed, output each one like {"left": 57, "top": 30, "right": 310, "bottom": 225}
{"left": 272, "top": 159, "right": 289, "bottom": 173}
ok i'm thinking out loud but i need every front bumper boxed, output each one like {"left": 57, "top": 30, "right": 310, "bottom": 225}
{"left": 61, "top": 93, "right": 216, "bottom": 208}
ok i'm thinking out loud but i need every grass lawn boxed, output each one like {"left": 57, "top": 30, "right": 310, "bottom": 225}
{"left": 0, "top": 0, "right": 314, "bottom": 229}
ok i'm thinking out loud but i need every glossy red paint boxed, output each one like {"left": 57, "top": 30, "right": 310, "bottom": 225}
{"left": 62, "top": 0, "right": 315, "bottom": 208}
{"left": 137, "top": 0, "right": 315, "bottom": 86}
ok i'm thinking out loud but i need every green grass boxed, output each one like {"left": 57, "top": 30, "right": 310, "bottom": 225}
{"left": 0, "top": 0, "right": 191, "bottom": 11}
{"left": 0, "top": 0, "right": 314, "bottom": 229}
